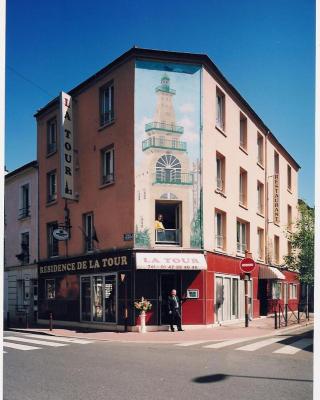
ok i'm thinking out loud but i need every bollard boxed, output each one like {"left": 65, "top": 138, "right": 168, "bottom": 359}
{"left": 274, "top": 309, "right": 278, "bottom": 329}
{"left": 298, "top": 308, "right": 300, "bottom": 324}
{"left": 285, "top": 304, "right": 288, "bottom": 327}
{"left": 49, "top": 312, "right": 53, "bottom": 331}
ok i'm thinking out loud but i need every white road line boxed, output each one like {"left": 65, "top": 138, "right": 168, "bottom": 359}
{"left": 3, "top": 342, "right": 41, "bottom": 351}
{"left": 3, "top": 351, "right": 7, "bottom": 353}
{"left": 236, "top": 336, "right": 290, "bottom": 351}
{"left": 273, "top": 338, "right": 313, "bottom": 355}
{"left": 20, "top": 334, "right": 93, "bottom": 344}
{"left": 4, "top": 336, "right": 68, "bottom": 347}
{"left": 176, "top": 341, "right": 211, "bottom": 347}
{"left": 204, "top": 337, "right": 258, "bottom": 349}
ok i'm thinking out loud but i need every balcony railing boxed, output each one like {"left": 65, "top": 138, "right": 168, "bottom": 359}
{"left": 154, "top": 172, "right": 193, "bottom": 185}
{"left": 155, "top": 85, "right": 176, "bottom": 95}
{"left": 102, "top": 173, "right": 115, "bottom": 185}
{"left": 215, "top": 235, "right": 224, "bottom": 249}
{"left": 145, "top": 122, "right": 184, "bottom": 135}
{"left": 18, "top": 206, "right": 30, "bottom": 219}
{"left": 142, "top": 137, "right": 187, "bottom": 151}
{"left": 155, "top": 229, "right": 180, "bottom": 245}
{"left": 237, "top": 242, "right": 246, "bottom": 255}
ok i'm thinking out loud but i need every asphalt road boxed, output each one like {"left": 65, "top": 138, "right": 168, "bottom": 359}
{"left": 4, "top": 327, "right": 313, "bottom": 400}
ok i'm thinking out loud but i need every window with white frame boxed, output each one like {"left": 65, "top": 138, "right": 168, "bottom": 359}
{"left": 100, "top": 82, "right": 114, "bottom": 126}
{"left": 215, "top": 210, "right": 226, "bottom": 250}
{"left": 84, "top": 212, "right": 94, "bottom": 252}
{"left": 257, "top": 228, "right": 264, "bottom": 260}
{"left": 45, "top": 279, "right": 55, "bottom": 299}
{"left": 289, "top": 283, "right": 297, "bottom": 299}
{"left": 19, "top": 183, "right": 30, "bottom": 218}
{"left": 272, "top": 282, "right": 282, "bottom": 300}
{"left": 237, "top": 220, "right": 248, "bottom": 255}
{"left": 239, "top": 168, "right": 248, "bottom": 206}
{"left": 257, "top": 181, "right": 264, "bottom": 214}
{"left": 47, "top": 170, "right": 57, "bottom": 202}
{"left": 216, "top": 88, "right": 225, "bottom": 131}
{"left": 102, "top": 147, "right": 114, "bottom": 185}
{"left": 257, "top": 133, "right": 264, "bottom": 165}
{"left": 47, "top": 118, "right": 57, "bottom": 154}
{"left": 240, "top": 113, "right": 247, "bottom": 150}
{"left": 216, "top": 152, "right": 225, "bottom": 192}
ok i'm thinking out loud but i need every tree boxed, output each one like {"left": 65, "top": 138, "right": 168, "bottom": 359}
{"left": 284, "top": 200, "right": 314, "bottom": 285}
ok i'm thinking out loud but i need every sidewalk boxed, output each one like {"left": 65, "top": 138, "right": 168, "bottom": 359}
{"left": 9, "top": 315, "right": 314, "bottom": 344}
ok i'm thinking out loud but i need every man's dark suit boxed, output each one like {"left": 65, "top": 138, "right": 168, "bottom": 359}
{"left": 168, "top": 295, "right": 183, "bottom": 331}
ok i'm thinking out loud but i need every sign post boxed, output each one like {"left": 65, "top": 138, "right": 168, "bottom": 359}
{"left": 240, "top": 257, "right": 256, "bottom": 328}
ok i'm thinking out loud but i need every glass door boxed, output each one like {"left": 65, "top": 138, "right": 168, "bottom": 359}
{"left": 223, "top": 277, "right": 231, "bottom": 321}
{"left": 81, "top": 276, "right": 91, "bottom": 321}
{"left": 232, "top": 278, "right": 239, "bottom": 319}
{"left": 215, "top": 276, "right": 223, "bottom": 323}
{"left": 159, "top": 273, "right": 177, "bottom": 325}
{"left": 92, "top": 276, "right": 103, "bottom": 322}
{"left": 104, "top": 275, "right": 117, "bottom": 323}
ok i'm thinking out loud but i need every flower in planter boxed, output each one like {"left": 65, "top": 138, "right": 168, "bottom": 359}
{"left": 134, "top": 297, "right": 152, "bottom": 313}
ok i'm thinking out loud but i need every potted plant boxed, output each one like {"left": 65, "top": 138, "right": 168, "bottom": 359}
{"left": 134, "top": 297, "right": 152, "bottom": 333}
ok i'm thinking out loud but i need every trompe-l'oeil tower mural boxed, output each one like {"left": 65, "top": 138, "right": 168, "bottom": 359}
{"left": 135, "top": 71, "right": 202, "bottom": 249}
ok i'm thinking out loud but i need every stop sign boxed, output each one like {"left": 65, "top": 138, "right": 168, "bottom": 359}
{"left": 240, "top": 257, "right": 256, "bottom": 273}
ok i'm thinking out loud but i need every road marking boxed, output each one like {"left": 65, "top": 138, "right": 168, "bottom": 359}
{"left": 236, "top": 336, "right": 290, "bottom": 351}
{"left": 4, "top": 336, "right": 68, "bottom": 347}
{"left": 176, "top": 341, "right": 211, "bottom": 347}
{"left": 273, "top": 338, "right": 313, "bottom": 355}
{"left": 3, "top": 342, "right": 41, "bottom": 351}
{"left": 3, "top": 351, "right": 7, "bottom": 353}
{"left": 20, "top": 334, "right": 93, "bottom": 344}
{"left": 203, "top": 337, "right": 258, "bottom": 349}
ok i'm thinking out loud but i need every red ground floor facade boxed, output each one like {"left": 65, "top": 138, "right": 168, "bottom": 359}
{"left": 37, "top": 249, "right": 300, "bottom": 330}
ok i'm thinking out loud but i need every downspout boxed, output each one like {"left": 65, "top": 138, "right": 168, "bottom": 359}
{"left": 265, "top": 130, "right": 270, "bottom": 266}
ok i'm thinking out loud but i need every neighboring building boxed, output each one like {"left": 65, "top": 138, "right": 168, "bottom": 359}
{"left": 4, "top": 161, "right": 38, "bottom": 326}
{"left": 35, "top": 48, "right": 300, "bottom": 330}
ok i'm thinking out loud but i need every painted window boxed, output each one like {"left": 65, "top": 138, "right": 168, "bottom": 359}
{"left": 216, "top": 152, "right": 225, "bottom": 192}
{"left": 216, "top": 88, "right": 225, "bottom": 130}
{"left": 100, "top": 82, "right": 114, "bottom": 126}
{"left": 47, "top": 221, "right": 59, "bottom": 257}
{"left": 102, "top": 147, "right": 114, "bottom": 184}
{"left": 47, "top": 118, "right": 57, "bottom": 154}
{"left": 19, "top": 183, "right": 30, "bottom": 218}
{"left": 240, "top": 113, "right": 247, "bottom": 150}
{"left": 156, "top": 155, "right": 181, "bottom": 183}
{"left": 47, "top": 170, "right": 57, "bottom": 203}
{"left": 45, "top": 279, "right": 55, "bottom": 299}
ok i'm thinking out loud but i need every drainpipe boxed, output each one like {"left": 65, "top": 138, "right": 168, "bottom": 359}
{"left": 265, "top": 131, "right": 270, "bottom": 266}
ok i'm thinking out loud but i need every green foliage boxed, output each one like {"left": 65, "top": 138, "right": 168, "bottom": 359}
{"left": 284, "top": 201, "right": 314, "bottom": 285}
{"left": 190, "top": 208, "right": 203, "bottom": 248}
{"left": 135, "top": 226, "right": 151, "bottom": 248}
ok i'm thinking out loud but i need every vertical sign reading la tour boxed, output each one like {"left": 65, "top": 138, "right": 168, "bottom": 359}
{"left": 60, "top": 92, "right": 74, "bottom": 199}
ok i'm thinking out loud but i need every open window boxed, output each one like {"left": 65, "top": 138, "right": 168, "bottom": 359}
{"left": 155, "top": 201, "right": 181, "bottom": 245}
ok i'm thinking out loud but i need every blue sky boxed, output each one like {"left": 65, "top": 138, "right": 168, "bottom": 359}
{"left": 6, "top": 0, "right": 315, "bottom": 204}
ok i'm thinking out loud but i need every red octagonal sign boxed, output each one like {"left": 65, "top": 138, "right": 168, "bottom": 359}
{"left": 240, "top": 257, "right": 256, "bottom": 273}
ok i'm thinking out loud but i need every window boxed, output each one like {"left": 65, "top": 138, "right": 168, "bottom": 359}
{"left": 215, "top": 210, "right": 226, "bottom": 250}
{"left": 84, "top": 213, "right": 94, "bottom": 252}
{"left": 216, "top": 152, "right": 225, "bottom": 192}
{"left": 274, "top": 235, "right": 280, "bottom": 264}
{"left": 272, "top": 282, "right": 282, "bottom": 300}
{"left": 102, "top": 147, "right": 114, "bottom": 185}
{"left": 239, "top": 113, "right": 247, "bottom": 150}
{"left": 237, "top": 220, "right": 249, "bottom": 255}
{"left": 47, "top": 170, "right": 57, "bottom": 202}
{"left": 156, "top": 154, "right": 182, "bottom": 184}
{"left": 287, "top": 165, "right": 292, "bottom": 191}
{"left": 274, "top": 151, "right": 279, "bottom": 174}
{"left": 19, "top": 184, "right": 30, "bottom": 218}
{"left": 289, "top": 283, "right": 297, "bottom": 299}
{"left": 21, "top": 232, "right": 29, "bottom": 264}
{"left": 47, "top": 118, "right": 57, "bottom": 154}
{"left": 47, "top": 222, "right": 59, "bottom": 257}
{"left": 288, "top": 241, "right": 292, "bottom": 257}
{"left": 216, "top": 88, "right": 225, "bottom": 131}
{"left": 287, "top": 205, "right": 292, "bottom": 231}
{"left": 100, "top": 82, "right": 114, "bottom": 126}
{"left": 257, "top": 133, "right": 264, "bottom": 165}
{"left": 257, "top": 181, "right": 264, "bottom": 214}
{"left": 45, "top": 279, "right": 55, "bottom": 299}
{"left": 239, "top": 168, "right": 248, "bottom": 207}
{"left": 257, "top": 228, "right": 264, "bottom": 260}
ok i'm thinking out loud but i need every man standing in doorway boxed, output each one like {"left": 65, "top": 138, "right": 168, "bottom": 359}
{"left": 168, "top": 289, "right": 184, "bottom": 332}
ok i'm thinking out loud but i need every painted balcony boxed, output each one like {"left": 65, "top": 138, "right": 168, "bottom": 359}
{"left": 145, "top": 122, "right": 184, "bottom": 135}
{"left": 153, "top": 172, "right": 193, "bottom": 185}
{"left": 142, "top": 137, "right": 187, "bottom": 152}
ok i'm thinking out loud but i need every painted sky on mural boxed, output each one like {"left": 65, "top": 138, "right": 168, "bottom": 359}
{"left": 135, "top": 63, "right": 201, "bottom": 165}
{"left": 5, "top": 0, "right": 314, "bottom": 204}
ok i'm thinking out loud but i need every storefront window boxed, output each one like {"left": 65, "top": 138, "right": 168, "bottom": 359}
{"left": 81, "top": 277, "right": 91, "bottom": 321}
{"left": 45, "top": 279, "right": 55, "bottom": 299}
{"left": 93, "top": 276, "right": 103, "bottom": 322}
{"left": 272, "top": 282, "right": 282, "bottom": 300}
{"left": 104, "top": 275, "right": 116, "bottom": 323}
{"left": 232, "top": 278, "right": 238, "bottom": 318}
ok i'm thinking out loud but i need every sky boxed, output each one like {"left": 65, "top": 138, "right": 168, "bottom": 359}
{"left": 5, "top": 0, "right": 315, "bottom": 205}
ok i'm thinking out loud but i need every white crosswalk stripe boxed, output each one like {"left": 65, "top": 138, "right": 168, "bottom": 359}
{"left": 20, "top": 333, "right": 94, "bottom": 344}
{"left": 203, "top": 337, "right": 256, "bottom": 349}
{"left": 236, "top": 336, "right": 290, "bottom": 352}
{"left": 4, "top": 336, "right": 68, "bottom": 347}
{"left": 273, "top": 338, "right": 313, "bottom": 355}
{"left": 3, "top": 342, "right": 41, "bottom": 351}
{"left": 176, "top": 341, "right": 212, "bottom": 347}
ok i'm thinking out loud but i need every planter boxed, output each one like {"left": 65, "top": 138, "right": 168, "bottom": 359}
{"left": 139, "top": 311, "right": 146, "bottom": 333}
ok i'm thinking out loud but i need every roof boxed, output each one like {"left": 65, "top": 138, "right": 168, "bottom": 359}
{"left": 34, "top": 47, "right": 300, "bottom": 170}
{"left": 5, "top": 160, "right": 38, "bottom": 180}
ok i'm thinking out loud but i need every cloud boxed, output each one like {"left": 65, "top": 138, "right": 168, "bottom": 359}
{"left": 179, "top": 103, "right": 195, "bottom": 114}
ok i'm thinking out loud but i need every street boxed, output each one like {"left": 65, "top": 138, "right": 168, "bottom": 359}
{"left": 4, "top": 326, "right": 313, "bottom": 400}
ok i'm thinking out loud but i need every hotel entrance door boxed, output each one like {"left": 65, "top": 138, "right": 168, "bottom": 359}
{"left": 159, "top": 273, "right": 178, "bottom": 325}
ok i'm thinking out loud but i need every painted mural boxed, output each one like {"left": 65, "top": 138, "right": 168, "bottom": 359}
{"left": 134, "top": 61, "right": 202, "bottom": 249}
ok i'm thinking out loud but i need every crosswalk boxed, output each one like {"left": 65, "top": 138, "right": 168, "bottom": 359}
{"left": 3, "top": 333, "right": 94, "bottom": 353}
{"left": 174, "top": 335, "right": 313, "bottom": 356}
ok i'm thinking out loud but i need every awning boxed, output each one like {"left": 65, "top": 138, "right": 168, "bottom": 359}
{"left": 259, "top": 265, "right": 285, "bottom": 280}
{"left": 136, "top": 253, "right": 207, "bottom": 270}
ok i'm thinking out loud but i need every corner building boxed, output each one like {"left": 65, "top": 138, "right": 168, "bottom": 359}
{"left": 36, "top": 48, "right": 300, "bottom": 330}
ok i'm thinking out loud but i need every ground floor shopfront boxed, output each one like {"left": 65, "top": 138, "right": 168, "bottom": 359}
{"left": 37, "top": 249, "right": 300, "bottom": 331}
